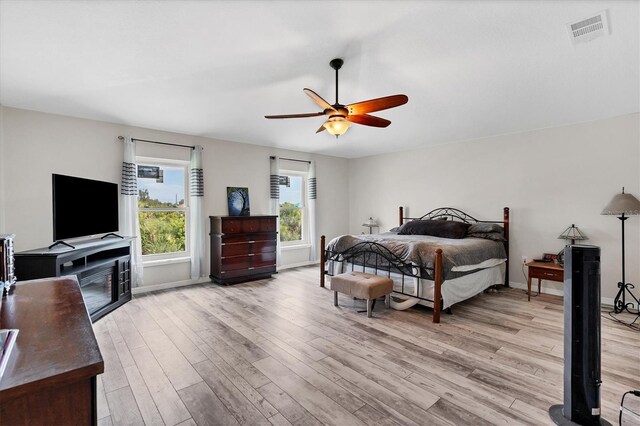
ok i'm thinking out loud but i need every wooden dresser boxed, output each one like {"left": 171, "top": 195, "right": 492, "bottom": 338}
{"left": 0, "top": 276, "right": 104, "bottom": 425}
{"left": 209, "top": 215, "right": 277, "bottom": 285}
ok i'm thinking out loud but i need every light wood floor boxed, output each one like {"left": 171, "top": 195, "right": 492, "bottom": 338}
{"left": 93, "top": 266, "right": 640, "bottom": 426}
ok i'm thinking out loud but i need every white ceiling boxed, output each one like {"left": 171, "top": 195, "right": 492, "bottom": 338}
{"left": 1, "top": 1, "right": 638, "bottom": 159}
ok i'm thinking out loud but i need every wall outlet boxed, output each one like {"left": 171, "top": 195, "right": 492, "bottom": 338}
{"left": 522, "top": 256, "right": 528, "bottom": 265}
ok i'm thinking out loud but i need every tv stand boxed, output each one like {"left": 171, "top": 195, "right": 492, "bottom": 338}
{"left": 48, "top": 240, "right": 76, "bottom": 250}
{"left": 101, "top": 233, "right": 124, "bottom": 240}
{"left": 14, "top": 237, "right": 134, "bottom": 322}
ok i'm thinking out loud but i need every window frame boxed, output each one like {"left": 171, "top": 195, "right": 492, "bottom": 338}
{"left": 278, "top": 169, "right": 309, "bottom": 247}
{"left": 136, "top": 156, "right": 191, "bottom": 261}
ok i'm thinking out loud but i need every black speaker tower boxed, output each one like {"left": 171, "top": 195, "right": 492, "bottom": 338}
{"left": 549, "top": 245, "right": 611, "bottom": 425}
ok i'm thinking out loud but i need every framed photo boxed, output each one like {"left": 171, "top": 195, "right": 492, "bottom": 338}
{"left": 227, "top": 187, "right": 250, "bottom": 216}
{"left": 543, "top": 253, "right": 558, "bottom": 263}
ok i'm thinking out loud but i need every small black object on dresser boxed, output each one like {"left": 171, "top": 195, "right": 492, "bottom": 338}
{"left": 0, "top": 234, "right": 17, "bottom": 295}
{"left": 209, "top": 215, "right": 277, "bottom": 285}
{"left": 14, "top": 237, "right": 133, "bottom": 322}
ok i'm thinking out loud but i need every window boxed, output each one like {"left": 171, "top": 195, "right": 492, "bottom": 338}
{"left": 136, "top": 158, "right": 189, "bottom": 258}
{"left": 279, "top": 172, "right": 307, "bottom": 245}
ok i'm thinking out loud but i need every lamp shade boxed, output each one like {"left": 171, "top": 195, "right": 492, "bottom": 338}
{"left": 558, "top": 224, "right": 588, "bottom": 243}
{"left": 362, "top": 217, "right": 378, "bottom": 227}
{"left": 601, "top": 188, "right": 640, "bottom": 215}
{"left": 323, "top": 116, "right": 351, "bottom": 136}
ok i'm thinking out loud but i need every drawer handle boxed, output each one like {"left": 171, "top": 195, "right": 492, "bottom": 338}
{"left": 249, "top": 240, "right": 255, "bottom": 243}
{"left": 248, "top": 253, "right": 254, "bottom": 256}
{"left": 248, "top": 267, "right": 254, "bottom": 270}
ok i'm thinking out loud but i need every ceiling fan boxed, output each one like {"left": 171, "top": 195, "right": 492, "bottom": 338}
{"left": 265, "top": 58, "right": 408, "bottom": 138}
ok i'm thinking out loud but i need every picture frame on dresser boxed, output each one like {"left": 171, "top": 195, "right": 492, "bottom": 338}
{"left": 227, "top": 187, "right": 251, "bottom": 216}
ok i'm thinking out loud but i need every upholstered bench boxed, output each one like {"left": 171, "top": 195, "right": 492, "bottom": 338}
{"left": 330, "top": 271, "right": 394, "bottom": 318}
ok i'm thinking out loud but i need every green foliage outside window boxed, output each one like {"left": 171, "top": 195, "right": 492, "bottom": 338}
{"left": 138, "top": 188, "right": 186, "bottom": 255}
{"left": 280, "top": 202, "right": 302, "bottom": 242}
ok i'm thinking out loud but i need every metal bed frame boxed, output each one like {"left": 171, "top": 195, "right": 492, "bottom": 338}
{"left": 320, "top": 206, "right": 510, "bottom": 323}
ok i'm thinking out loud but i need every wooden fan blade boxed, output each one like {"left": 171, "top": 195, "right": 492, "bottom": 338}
{"left": 347, "top": 94, "right": 408, "bottom": 115}
{"left": 304, "top": 88, "right": 335, "bottom": 111}
{"left": 316, "top": 124, "right": 326, "bottom": 134}
{"left": 265, "top": 112, "right": 324, "bottom": 119}
{"left": 347, "top": 114, "right": 391, "bottom": 128}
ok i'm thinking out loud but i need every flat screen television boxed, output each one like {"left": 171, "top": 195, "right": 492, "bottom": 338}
{"left": 52, "top": 174, "right": 119, "bottom": 242}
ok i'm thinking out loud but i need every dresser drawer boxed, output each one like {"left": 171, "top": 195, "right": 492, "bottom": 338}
{"left": 220, "top": 218, "right": 277, "bottom": 233}
{"left": 241, "top": 219, "right": 277, "bottom": 233}
{"left": 253, "top": 252, "right": 276, "bottom": 268}
{"left": 220, "top": 255, "right": 251, "bottom": 271}
{"left": 530, "top": 267, "right": 563, "bottom": 282}
{"left": 220, "top": 234, "right": 275, "bottom": 245}
{"left": 221, "top": 242, "right": 250, "bottom": 257}
{"left": 257, "top": 219, "right": 276, "bottom": 233}
{"left": 219, "top": 265, "right": 275, "bottom": 280}
{"left": 253, "top": 240, "right": 276, "bottom": 253}
{"left": 220, "top": 234, "right": 251, "bottom": 244}
{"left": 221, "top": 218, "right": 243, "bottom": 233}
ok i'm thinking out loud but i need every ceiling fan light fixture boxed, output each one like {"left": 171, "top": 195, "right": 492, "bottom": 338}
{"left": 323, "top": 116, "right": 350, "bottom": 137}
{"left": 265, "top": 58, "right": 408, "bottom": 137}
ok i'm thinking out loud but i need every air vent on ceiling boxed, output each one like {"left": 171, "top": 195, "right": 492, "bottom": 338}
{"left": 567, "top": 10, "right": 609, "bottom": 45}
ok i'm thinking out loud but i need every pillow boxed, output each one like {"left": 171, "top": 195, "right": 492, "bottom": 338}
{"left": 467, "top": 232, "right": 506, "bottom": 242}
{"left": 467, "top": 223, "right": 504, "bottom": 234}
{"left": 398, "top": 219, "right": 470, "bottom": 239}
{"left": 391, "top": 217, "right": 446, "bottom": 233}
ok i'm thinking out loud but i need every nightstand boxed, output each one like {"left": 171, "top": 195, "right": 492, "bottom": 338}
{"left": 526, "top": 261, "right": 564, "bottom": 301}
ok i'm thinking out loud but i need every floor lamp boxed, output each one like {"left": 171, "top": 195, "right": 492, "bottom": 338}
{"left": 601, "top": 187, "right": 640, "bottom": 314}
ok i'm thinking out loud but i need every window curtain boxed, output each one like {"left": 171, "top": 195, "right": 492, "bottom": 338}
{"left": 269, "top": 156, "right": 281, "bottom": 267}
{"left": 120, "top": 137, "right": 144, "bottom": 287}
{"left": 307, "top": 160, "right": 318, "bottom": 261}
{"left": 189, "top": 145, "right": 205, "bottom": 280}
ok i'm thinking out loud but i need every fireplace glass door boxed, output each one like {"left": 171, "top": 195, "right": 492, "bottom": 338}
{"left": 80, "top": 266, "right": 114, "bottom": 314}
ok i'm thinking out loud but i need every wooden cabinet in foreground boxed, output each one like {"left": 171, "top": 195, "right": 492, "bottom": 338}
{"left": 0, "top": 276, "right": 104, "bottom": 425}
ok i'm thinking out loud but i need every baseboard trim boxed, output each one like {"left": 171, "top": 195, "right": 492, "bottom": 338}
{"left": 132, "top": 277, "right": 210, "bottom": 295}
{"left": 278, "top": 260, "right": 319, "bottom": 271}
{"left": 508, "top": 281, "right": 633, "bottom": 310}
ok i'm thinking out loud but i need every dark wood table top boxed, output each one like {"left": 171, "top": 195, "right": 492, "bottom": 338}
{"left": 526, "top": 261, "right": 563, "bottom": 271}
{"left": 0, "top": 276, "right": 104, "bottom": 401}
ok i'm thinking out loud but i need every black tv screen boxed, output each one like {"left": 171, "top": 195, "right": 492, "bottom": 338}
{"left": 52, "top": 174, "right": 119, "bottom": 241}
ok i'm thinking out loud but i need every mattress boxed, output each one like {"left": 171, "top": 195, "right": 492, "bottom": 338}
{"left": 329, "top": 260, "right": 506, "bottom": 310}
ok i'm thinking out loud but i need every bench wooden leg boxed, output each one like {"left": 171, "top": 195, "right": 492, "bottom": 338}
{"left": 367, "top": 299, "right": 373, "bottom": 318}
{"left": 334, "top": 291, "right": 338, "bottom": 307}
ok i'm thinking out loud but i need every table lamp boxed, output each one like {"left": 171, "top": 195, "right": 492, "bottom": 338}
{"left": 557, "top": 224, "right": 588, "bottom": 265}
{"left": 362, "top": 217, "right": 379, "bottom": 234}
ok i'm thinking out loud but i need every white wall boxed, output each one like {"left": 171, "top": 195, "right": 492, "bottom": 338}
{"left": 348, "top": 114, "right": 640, "bottom": 302}
{"left": 2, "top": 105, "right": 638, "bottom": 301}
{"left": 0, "top": 106, "right": 349, "bottom": 288}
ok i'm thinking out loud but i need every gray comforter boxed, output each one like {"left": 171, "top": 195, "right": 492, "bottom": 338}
{"left": 326, "top": 232, "right": 507, "bottom": 279}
